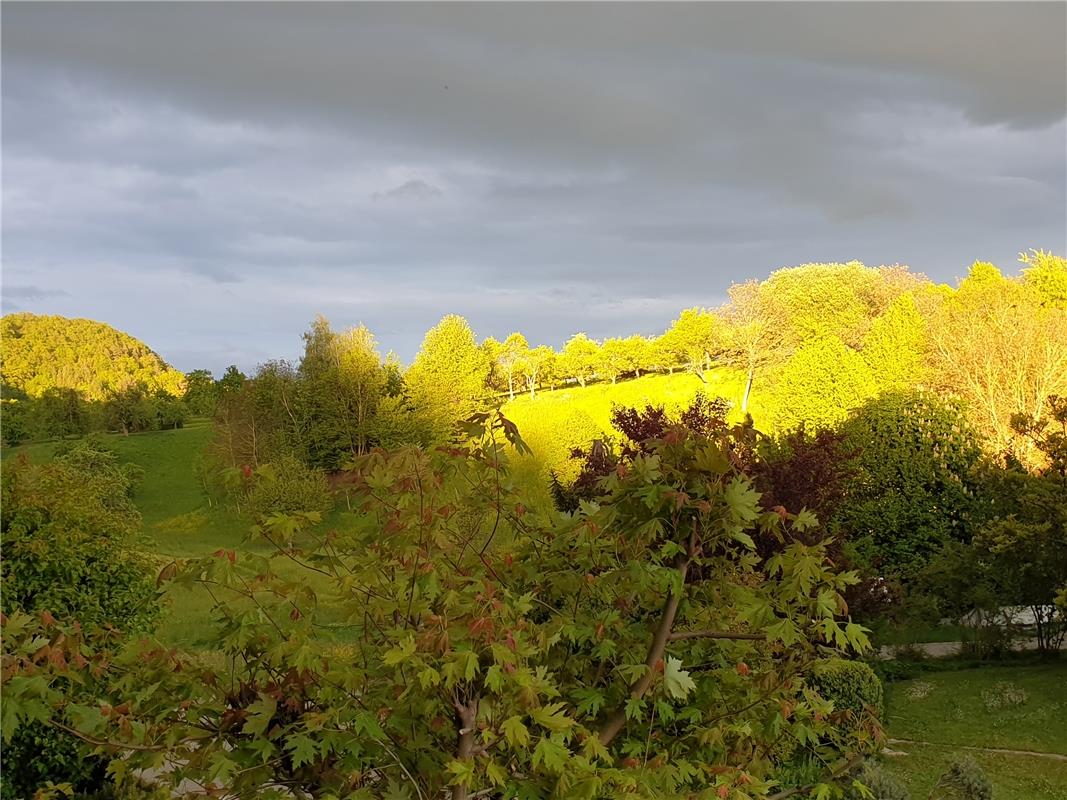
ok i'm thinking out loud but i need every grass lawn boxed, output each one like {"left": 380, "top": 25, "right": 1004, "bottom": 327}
{"left": 502, "top": 367, "right": 767, "bottom": 504}
{"left": 881, "top": 661, "right": 1067, "bottom": 799}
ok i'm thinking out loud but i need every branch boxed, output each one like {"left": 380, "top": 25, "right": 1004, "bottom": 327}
{"left": 597, "top": 526, "right": 698, "bottom": 747}
{"left": 668, "top": 629, "right": 765, "bottom": 642}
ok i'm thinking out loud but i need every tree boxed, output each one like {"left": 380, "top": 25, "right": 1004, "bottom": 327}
{"left": 771, "top": 336, "right": 878, "bottom": 432}
{"left": 661, "top": 308, "right": 720, "bottom": 377}
{"left": 183, "top": 368, "right": 218, "bottom": 416}
{"left": 215, "top": 364, "right": 247, "bottom": 398}
{"left": 861, "top": 293, "right": 927, "bottom": 394}
{"left": 1020, "top": 249, "right": 1067, "bottom": 308}
{"left": 758, "top": 262, "right": 917, "bottom": 349}
{"left": 103, "top": 382, "right": 155, "bottom": 435}
{"left": 494, "top": 332, "right": 529, "bottom": 401}
{"left": 2, "top": 414, "right": 875, "bottom": 800}
{"left": 300, "top": 316, "right": 386, "bottom": 466}
{"left": 560, "top": 332, "right": 600, "bottom": 387}
{"left": 834, "top": 393, "right": 984, "bottom": 579}
{"left": 624, "top": 335, "right": 656, "bottom": 377}
{"left": 30, "top": 387, "right": 90, "bottom": 439}
{"left": 720, "top": 281, "right": 790, "bottom": 413}
{"left": 927, "top": 260, "right": 1067, "bottom": 466}
{"left": 405, "top": 314, "right": 490, "bottom": 438}
{"left": 596, "top": 337, "right": 634, "bottom": 384}
{"left": 522, "top": 345, "right": 556, "bottom": 399}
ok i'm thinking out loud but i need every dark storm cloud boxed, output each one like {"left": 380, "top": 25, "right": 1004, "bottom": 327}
{"left": 2, "top": 2, "right": 1064, "bottom": 374}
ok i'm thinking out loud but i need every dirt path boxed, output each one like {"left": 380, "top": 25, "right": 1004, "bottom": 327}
{"left": 888, "top": 737, "right": 1067, "bottom": 762}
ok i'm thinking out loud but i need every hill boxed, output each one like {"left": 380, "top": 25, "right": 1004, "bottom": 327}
{"left": 0, "top": 312, "right": 185, "bottom": 400}
{"left": 500, "top": 367, "right": 763, "bottom": 503}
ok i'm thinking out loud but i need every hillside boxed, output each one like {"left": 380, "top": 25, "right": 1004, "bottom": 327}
{"left": 0, "top": 312, "right": 185, "bottom": 400}
{"left": 501, "top": 368, "right": 764, "bottom": 501}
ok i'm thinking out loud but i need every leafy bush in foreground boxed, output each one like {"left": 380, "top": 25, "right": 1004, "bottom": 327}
{"left": 2, "top": 412, "right": 875, "bottom": 799}
{"left": 1, "top": 441, "right": 159, "bottom": 800}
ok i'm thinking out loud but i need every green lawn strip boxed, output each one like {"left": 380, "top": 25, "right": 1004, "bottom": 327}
{"left": 885, "top": 663, "right": 1067, "bottom": 755}
{"left": 879, "top": 743, "right": 1067, "bottom": 800}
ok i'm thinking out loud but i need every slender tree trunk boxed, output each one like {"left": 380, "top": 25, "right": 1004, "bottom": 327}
{"left": 452, "top": 697, "right": 479, "bottom": 800}
{"left": 598, "top": 528, "right": 696, "bottom": 746}
{"left": 741, "top": 366, "right": 755, "bottom": 413}
{"left": 507, "top": 370, "right": 514, "bottom": 401}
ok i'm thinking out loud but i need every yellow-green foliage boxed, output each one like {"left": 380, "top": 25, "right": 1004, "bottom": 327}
{"left": 1020, "top": 249, "right": 1067, "bottom": 308}
{"left": 1, "top": 312, "right": 185, "bottom": 400}
{"left": 862, "top": 293, "right": 927, "bottom": 392}
{"left": 405, "top": 314, "right": 489, "bottom": 437}
{"left": 502, "top": 370, "right": 757, "bottom": 493}
{"left": 771, "top": 336, "right": 879, "bottom": 431}
{"left": 761, "top": 262, "right": 918, "bottom": 347}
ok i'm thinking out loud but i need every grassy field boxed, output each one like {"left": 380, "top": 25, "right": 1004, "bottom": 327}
{"left": 502, "top": 367, "right": 764, "bottom": 504}
{"left": 881, "top": 661, "right": 1067, "bottom": 799}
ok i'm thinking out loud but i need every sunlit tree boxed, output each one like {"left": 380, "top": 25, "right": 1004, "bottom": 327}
{"left": 560, "top": 332, "right": 600, "bottom": 387}
{"left": 406, "top": 315, "right": 490, "bottom": 437}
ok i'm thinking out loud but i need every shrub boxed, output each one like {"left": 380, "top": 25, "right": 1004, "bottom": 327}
{"left": 2, "top": 412, "right": 875, "bottom": 798}
{"left": 846, "top": 762, "right": 910, "bottom": 800}
{"left": 809, "top": 658, "right": 885, "bottom": 756}
{"left": 931, "top": 757, "right": 992, "bottom": 800}
{"left": 0, "top": 446, "right": 159, "bottom": 800}
{"left": 246, "top": 454, "right": 334, "bottom": 520}
{"left": 811, "top": 657, "right": 885, "bottom": 719}
{"left": 0, "top": 722, "right": 110, "bottom": 800}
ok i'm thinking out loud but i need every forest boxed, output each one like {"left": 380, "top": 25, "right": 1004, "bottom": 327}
{"left": 2, "top": 251, "right": 1067, "bottom": 800}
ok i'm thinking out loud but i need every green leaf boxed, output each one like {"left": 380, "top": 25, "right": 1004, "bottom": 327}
{"left": 286, "top": 733, "right": 318, "bottom": 768}
{"left": 531, "top": 736, "right": 569, "bottom": 774}
{"left": 242, "top": 695, "right": 277, "bottom": 738}
{"left": 531, "top": 703, "right": 575, "bottom": 732}
{"left": 445, "top": 758, "right": 476, "bottom": 787}
{"left": 765, "top": 617, "right": 801, "bottom": 646}
{"left": 502, "top": 715, "right": 530, "bottom": 748}
{"left": 663, "top": 656, "right": 697, "bottom": 701}
{"left": 383, "top": 635, "right": 417, "bottom": 667}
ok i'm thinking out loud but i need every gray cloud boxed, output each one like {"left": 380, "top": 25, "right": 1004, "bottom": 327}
{"left": 2, "top": 2, "right": 1064, "bottom": 374}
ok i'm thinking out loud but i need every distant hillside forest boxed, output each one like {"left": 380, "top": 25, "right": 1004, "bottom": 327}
{"left": 0, "top": 313, "right": 186, "bottom": 441}
{"left": 2, "top": 252, "right": 1065, "bottom": 467}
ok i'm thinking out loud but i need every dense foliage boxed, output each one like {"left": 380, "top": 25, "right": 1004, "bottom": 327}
{"left": 0, "top": 313, "right": 185, "bottom": 402}
{"left": 2, "top": 413, "right": 876, "bottom": 799}
{"left": 1, "top": 438, "right": 160, "bottom": 799}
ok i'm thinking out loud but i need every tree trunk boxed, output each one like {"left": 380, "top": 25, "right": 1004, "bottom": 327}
{"left": 507, "top": 372, "right": 514, "bottom": 401}
{"left": 598, "top": 528, "right": 696, "bottom": 747}
{"left": 741, "top": 366, "right": 755, "bottom": 413}
{"left": 451, "top": 697, "right": 479, "bottom": 800}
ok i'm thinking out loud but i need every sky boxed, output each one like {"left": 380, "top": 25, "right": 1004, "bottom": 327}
{"left": 2, "top": 2, "right": 1065, "bottom": 375}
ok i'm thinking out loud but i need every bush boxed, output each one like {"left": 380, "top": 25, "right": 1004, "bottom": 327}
{"left": 0, "top": 722, "right": 110, "bottom": 800}
{"left": 835, "top": 393, "right": 983, "bottom": 579}
{"left": 1, "top": 445, "right": 159, "bottom": 800}
{"left": 246, "top": 454, "right": 334, "bottom": 520}
{"left": 846, "top": 762, "right": 910, "bottom": 800}
{"left": 810, "top": 657, "right": 885, "bottom": 757}
{"left": 811, "top": 657, "right": 885, "bottom": 719}
{"left": 931, "top": 757, "right": 992, "bottom": 800}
